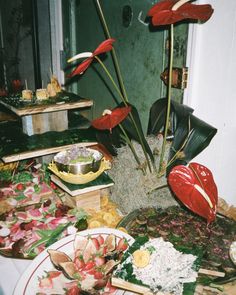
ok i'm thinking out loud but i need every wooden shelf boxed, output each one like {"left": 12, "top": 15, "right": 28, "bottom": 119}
{"left": 0, "top": 91, "right": 93, "bottom": 136}
{"left": 0, "top": 91, "right": 93, "bottom": 116}
{"left": 0, "top": 120, "right": 97, "bottom": 163}
{"left": 0, "top": 91, "right": 97, "bottom": 163}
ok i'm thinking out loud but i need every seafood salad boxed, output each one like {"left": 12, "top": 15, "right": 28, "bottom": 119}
{"left": 115, "top": 237, "right": 198, "bottom": 295}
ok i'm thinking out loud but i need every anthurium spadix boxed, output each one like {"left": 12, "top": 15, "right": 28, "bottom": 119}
{"left": 68, "top": 52, "right": 93, "bottom": 63}
{"left": 67, "top": 38, "right": 115, "bottom": 77}
{"left": 168, "top": 162, "right": 218, "bottom": 223}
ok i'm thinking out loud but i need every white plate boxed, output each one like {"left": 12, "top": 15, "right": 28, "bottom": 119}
{"left": 14, "top": 228, "right": 134, "bottom": 295}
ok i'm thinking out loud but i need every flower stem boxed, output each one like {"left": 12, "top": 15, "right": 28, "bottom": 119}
{"left": 95, "top": 56, "right": 153, "bottom": 173}
{"left": 165, "top": 117, "right": 192, "bottom": 169}
{"left": 158, "top": 24, "right": 174, "bottom": 175}
{"left": 94, "top": 1, "right": 153, "bottom": 172}
{"left": 94, "top": 0, "right": 129, "bottom": 102}
{"left": 95, "top": 56, "right": 126, "bottom": 104}
{"left": 119, "top": 124, "right": 146, "bottom": 174}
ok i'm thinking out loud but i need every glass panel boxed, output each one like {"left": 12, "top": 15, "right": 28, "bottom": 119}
{"left": 0, "top": 0, "right": 52, "bottom": 92}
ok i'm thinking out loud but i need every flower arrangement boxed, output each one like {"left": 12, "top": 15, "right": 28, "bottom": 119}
{"left": 147, "top": 0, "right": 214, "bottom": 174}
{"left": 147, "top": 0, "right": 217, "bottom": 223}
{"left": 67, "top": 0, "right": 218, "bottom": 223}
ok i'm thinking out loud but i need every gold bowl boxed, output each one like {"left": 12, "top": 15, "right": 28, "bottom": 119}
{"left": 48, "top": 159, "right": 111, "bottom": 184}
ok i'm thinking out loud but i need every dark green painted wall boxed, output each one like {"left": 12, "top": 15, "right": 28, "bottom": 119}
{"left": 62, "top": 0, "right": 188, "bottom": 133}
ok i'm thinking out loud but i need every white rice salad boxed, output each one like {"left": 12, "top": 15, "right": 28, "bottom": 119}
{"left": 116, "top": 237, "right": 198, "bottom": 295}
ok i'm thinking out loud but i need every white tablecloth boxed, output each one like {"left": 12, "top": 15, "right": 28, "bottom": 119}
{"left": 0, "top": 256, "right": 31, "bottom": 295}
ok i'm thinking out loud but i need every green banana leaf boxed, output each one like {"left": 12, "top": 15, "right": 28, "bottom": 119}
{"left": 167, "top": 114, "right": 217, "bottom": 174}
{"left": 147, "top": 98, "right": 194, "bottom": 136}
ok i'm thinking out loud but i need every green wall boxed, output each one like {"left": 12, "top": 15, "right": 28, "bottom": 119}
{"left": 62, "top": 0, "right": 188, "bottom": 133}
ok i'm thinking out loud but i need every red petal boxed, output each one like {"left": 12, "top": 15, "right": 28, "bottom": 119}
{"left": 189, "top": 163, "right": 218, "bottom": 201}
{"left": 93, "top": 38, "right": 116, "bottom": 56}
{"left": 68, "top": 57, "right": 93, "bottom": 77}
{"left": 177, "top": 3, "right": 213, "bottom": 22}
{"left": 148, "top": 0, "right": 213, "bottom": 25}
{"left": 148, "top": 0, "right": 176, "bottom": 17}
{"left": 92, "top": 106, "right": 131, "bottom": 130}
{"left": 168, "top": 163, "right": 218, "bottom": 223}
{"left": 151, "top": 10, "right": 181, "bottom": 26}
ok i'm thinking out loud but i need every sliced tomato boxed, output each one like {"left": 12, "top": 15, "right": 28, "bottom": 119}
{"left": 117, "top": 238, "right": 128, "bottom": 251}
{"left": 91, "top": 237, "right": 100, "bottom": 250}
{"left": 50, "top": 182, "right": 57, "bottom": 190}
{"left": 66, "top": 285, "right": 80, "bottom": 295}
{"left": 93, "top": 271, "right": 104, "bottom": 280}
{"left": 47, "top": 271, "right": 61, "bottom": 279}
{"left": 74, "top": 256, "right": 85, "bottom": 269}
{"left": 84, "top": 261, "right": 96, "bottom": 271}
{"left": 16, "top": 183, "right": 24, "bottom": 191}
{"left": 97, "top": 234, "right": 105, "bottom": 246}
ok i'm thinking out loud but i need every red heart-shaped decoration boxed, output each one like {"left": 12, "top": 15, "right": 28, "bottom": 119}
{"left": 168, "top": 162, "right": 218, "bottom": 223}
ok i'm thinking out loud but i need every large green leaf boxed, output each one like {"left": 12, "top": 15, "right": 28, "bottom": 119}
{"left": 147, "top": 98, "right": 194, "bottom": 136}
{"left": 167, "top": 114, "right": 217, "bottom": 174}
{"left": 95, "top": 127, "right": 125, "bottom": 156}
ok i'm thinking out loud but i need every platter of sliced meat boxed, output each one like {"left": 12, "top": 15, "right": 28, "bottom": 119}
{"left": 13, "top": 228, "right": 134, "bottom": 295}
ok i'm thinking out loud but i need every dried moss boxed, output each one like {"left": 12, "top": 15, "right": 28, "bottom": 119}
{"left": 108, "top": 135, "right": 178, "bottom": 214}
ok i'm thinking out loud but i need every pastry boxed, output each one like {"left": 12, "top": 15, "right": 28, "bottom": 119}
{"left": 22, "top": 89, "right": 33, "bottom": 100}
{"left": 47, "top": 83, "right": 57, "bottom": 97}
{"left": 36, "top": 88, "right": 49, "bottom": 100}
{"left": 51, "top": 75, "right": 61, "bottom": 93}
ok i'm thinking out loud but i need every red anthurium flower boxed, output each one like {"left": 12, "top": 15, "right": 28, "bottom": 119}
{"left": 0, "top": 87, "right": 8, "bottom": 97}
{"left": 168, "top": 162, "right": 218, "bottom": 224}
{"left": 91, "top": 106, "right": 131, "bottom": 132}
{"left": 11, "top": 79, "right": 23, "bottom": 92}
{"left": 68, "top": 38, "right": 115, "bottom": 77}
{"left": 148, "top": 0, "right": 214, "bottom": 26}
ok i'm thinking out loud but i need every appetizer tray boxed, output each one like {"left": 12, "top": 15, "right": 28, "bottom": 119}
{"left": 117, "top": 206, "right": 236, "bottom": 286}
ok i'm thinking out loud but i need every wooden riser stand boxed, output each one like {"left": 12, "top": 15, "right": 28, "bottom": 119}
{"left": 51, "top": 174, "right": 114, "bottom": 211}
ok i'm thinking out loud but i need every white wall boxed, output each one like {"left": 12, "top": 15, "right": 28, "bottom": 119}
{"left": 185, "top": 0, "right": 236, "bottom": 205}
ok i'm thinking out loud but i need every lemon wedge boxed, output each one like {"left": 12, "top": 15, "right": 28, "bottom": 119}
{"left": 133, "top": 249, "right": 150, "bottom": 268}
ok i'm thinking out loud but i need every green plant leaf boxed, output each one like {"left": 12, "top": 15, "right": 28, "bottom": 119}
{"left": 95, "top": 127, "right": 125, "bottom": 156}
{"left": 167, "top": 114, "right": 217, "bottom": 174}
{"left": 147, "top": 98, "right": 194, "bottom": 136}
